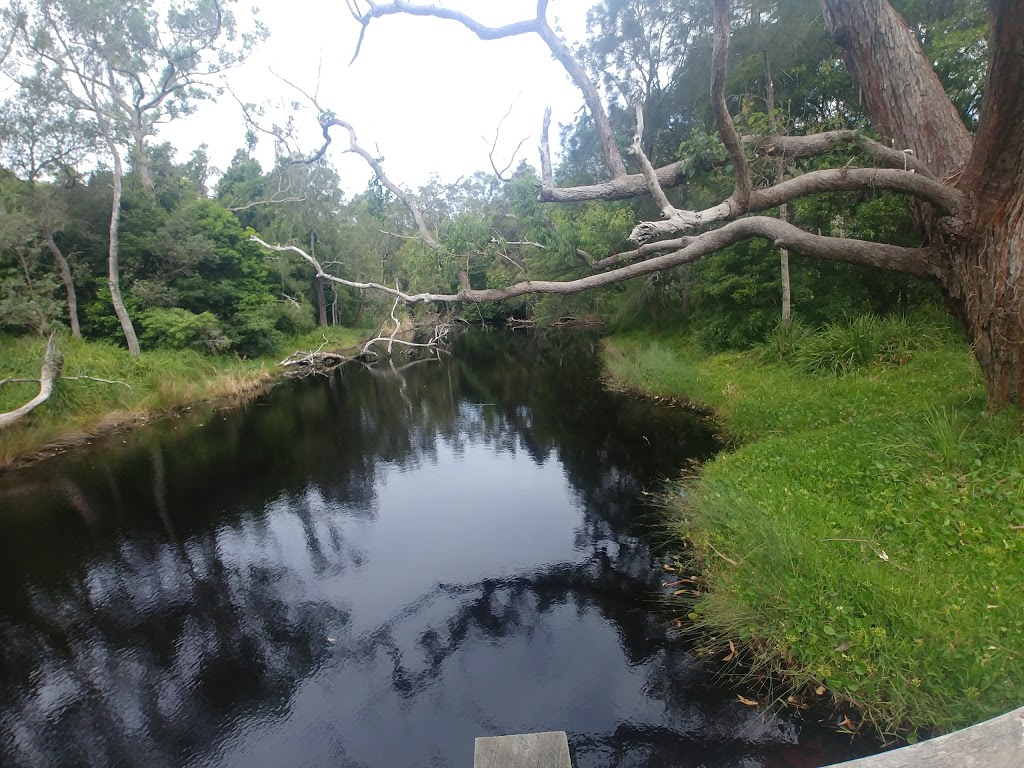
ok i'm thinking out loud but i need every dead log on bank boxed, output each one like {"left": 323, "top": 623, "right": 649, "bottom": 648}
{"left": 0, "top": 334, "right": 63, "bottom": 429}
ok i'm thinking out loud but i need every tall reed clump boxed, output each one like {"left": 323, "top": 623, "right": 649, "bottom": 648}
{"left": 759, "top": 314, "right": 948, "bottom": 374}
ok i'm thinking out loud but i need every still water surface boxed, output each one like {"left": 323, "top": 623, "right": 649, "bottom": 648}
{"left": 0, "top": 332, "right": 871, "bottom": 767}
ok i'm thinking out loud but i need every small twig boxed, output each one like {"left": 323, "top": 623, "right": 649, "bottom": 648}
{"left": 707, "top": 541, "right": 739, "bottom": 566}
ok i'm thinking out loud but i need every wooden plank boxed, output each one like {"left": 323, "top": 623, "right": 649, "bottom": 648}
{"left": 474, "top": 731, "right": 572, "bottom": 768}
{"left": 824, "top": 706, "right": 1024, "bottom": 767}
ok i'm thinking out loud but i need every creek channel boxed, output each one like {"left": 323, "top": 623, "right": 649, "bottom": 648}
{"left": 0, "top": 331, "right": 876, "bottom": 767}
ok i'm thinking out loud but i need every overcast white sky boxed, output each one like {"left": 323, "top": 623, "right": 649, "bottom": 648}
{"left": 159, "top": 0, "right": 596, "bottom": 196}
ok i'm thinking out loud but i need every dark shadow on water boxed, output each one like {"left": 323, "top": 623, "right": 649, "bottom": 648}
{"left": 0, "top": 331, "right": 871, "bottom": 768}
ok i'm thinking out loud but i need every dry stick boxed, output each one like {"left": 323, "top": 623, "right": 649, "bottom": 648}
{"left": 64, "top": 376, "right": 131, "bottom": 389}
{"left": 485, "top": 99, "right": 530, "bottom": 183}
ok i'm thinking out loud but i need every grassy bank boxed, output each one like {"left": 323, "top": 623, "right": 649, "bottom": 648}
{"left": 0, "top": 327, "right": 361, "bottom": 470}
{"left": 603, "top": 323, "right": 1024, "bottom": 738}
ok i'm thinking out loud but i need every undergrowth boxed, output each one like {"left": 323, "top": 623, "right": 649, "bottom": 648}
{"left": 604, "top": 318, "right": 1024, "bottom": 739}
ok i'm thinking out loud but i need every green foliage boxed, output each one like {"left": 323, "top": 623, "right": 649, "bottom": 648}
{"left": 756, "top": 317, "right": 814, "bottom": 364}
{"left": 604, "top": 327, "right": 1023, "bottom": 735}
{"left": 788, "top": 314, "right": 943, "bottom": 374}
{"left": 0, "top": 326, "right": 362, "bottom": 468}
{"left": 139, "top": 307, "right": 228, "bottom": 353}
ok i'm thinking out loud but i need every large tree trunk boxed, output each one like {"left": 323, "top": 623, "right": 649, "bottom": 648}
{"left": 819, "top": 0, "right": 972, "bottom": 177}
{"left": 950, "top": 206, "right": 1024, "bottom": 404}
{"left": 822, "top": 0, "right": 1024, "bottom": 406}
{"left": 43, "top": 232, "right": 81, "bottom": 338}
{"left": 104, "top": 139, "right": 141, "bottom": 356}
{"left": 951, "top": 1, "right": 1024, "bottom": 404}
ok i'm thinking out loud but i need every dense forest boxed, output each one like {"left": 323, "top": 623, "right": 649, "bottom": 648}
{"left": 0, "top": 0, "right": 990, "bottom": 360}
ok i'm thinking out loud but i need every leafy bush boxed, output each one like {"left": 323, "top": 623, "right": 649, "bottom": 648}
{"left": 140, "top": 307, "right": 230, "bottom": 353}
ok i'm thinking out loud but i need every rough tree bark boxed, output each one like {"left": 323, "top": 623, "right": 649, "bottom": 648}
{"left": 303, "top": 0, "right": 1024, "bottom": 406}
{"left": 821, "top": 0, "right": 1024, "bottom": 405}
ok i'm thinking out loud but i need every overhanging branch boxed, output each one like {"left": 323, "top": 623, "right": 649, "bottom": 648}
{"left": 254, "top": 219, "right": 944, "bottom": 306}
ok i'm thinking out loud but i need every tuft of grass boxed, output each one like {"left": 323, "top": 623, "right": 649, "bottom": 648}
{"left": 762, "top": 314, "right": 947, "bottom": 375}
{"left": 604, "top": 324, "right": 1023, "bottom": 738}
{"left": 756, "top": 318, "right": 814, "bottom": 364}
{"left": 0, "top": 327, "right": 363, "bottom": 470}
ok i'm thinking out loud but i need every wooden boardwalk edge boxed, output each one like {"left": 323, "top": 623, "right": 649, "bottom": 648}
{"left": 474, "top": 731, "right": 572, "bottom": 768}
{"left": 823, "top": 705, "right": 1024, "bottom": 767}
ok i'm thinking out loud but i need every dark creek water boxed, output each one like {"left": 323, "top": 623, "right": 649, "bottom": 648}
{"left": 0, "top": 332, "right": 872, "bottom": 768}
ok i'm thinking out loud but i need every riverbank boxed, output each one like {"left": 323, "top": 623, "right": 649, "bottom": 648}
{"left": 0, "top": 328, "right": 361, "bottom": 472}
{"left": 603, "top": 326, "right": 1023, "bottom": 739}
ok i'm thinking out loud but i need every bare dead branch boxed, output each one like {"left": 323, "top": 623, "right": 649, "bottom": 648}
{"left": 227, "top": 193, "right": 306, "bottom": 211}
{"left": 630, "top": 102, "right": 673, "bottom": 214}
{"left": 576, "top": 237, "right": 695, "bottom": 271}
{"left": 63, "top": 375, "right": 131, "bottom": 389}
{"left": 486, "top": 100, "right": 529, "bottom": 182}
{"left": 539, "top": 129, "right": 937, "bottom": 203}
{"left": 254, "top": 219, "right": 945, "bottom": 307}
{"left": 349, "top": 0, "right": 627, "bottom": 178}
{"left": 630, "top": 166, "right": 962, "bottom": 243}
{"left": 302, "top": 117, "right": 440, "bottom": 250}
{"left": 0, "top": 334, "right": 63, "bottom": 430}
{"left": 762, "top": 131, "right": 935, "bottom": 178}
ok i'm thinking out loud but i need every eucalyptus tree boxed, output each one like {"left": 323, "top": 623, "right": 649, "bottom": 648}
{"left": 0, "top": 93, "right": 93, "bottom": 336}
{"left": 272, "top": 0, "right": 1020, "bottom": 407}
{"left": 14, "top": 0, "right": 264, "bottom": 355}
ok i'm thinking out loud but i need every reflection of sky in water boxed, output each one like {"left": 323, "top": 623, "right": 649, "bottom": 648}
{"left": 0, "top": 334, "right": 871, "bottom": 768}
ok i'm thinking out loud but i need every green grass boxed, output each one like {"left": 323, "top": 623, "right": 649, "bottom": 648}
{"left": 0, "top": 327, "right": 362, "bottom": 470}
{"left": 603, "top": 325, "right": 1024, "bottom": 738}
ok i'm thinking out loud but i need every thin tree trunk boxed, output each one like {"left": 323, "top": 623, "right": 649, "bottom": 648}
{"left": 311, "top": 233, "right": 328, "bottom": 326}
{"left": 104, "top": 137, "right": 141, "bottom": 356}
{"left": 133, "top": 117, "right": 155, "bottom": 196}
{"left": 43, "top": 232, "right": 81, "bottom": 338}
{"left": 764, "top": 50, "right": 792, "bottom": 326}
{"left": 314, "top": 277, "right": 329, "bottom": 326}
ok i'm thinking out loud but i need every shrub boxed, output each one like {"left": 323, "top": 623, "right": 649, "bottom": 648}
{"left": 140, "top": 307, "right": 230, "bottom": 353}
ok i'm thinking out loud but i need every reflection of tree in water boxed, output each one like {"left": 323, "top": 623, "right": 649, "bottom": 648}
{"left": 0, "top": 332, "right": 863, "bottom": 768}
